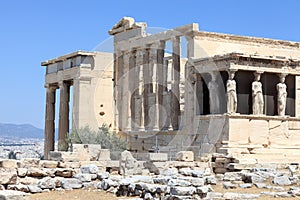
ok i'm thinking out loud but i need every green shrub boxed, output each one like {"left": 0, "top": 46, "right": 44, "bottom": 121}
{"left": 68, "top": 124, "right": 127, "bottom": 153}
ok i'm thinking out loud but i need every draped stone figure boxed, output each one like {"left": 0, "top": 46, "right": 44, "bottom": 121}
{"left": 226, "top": 71, "right": 237, "bottom": 114}
{"left": 208, "top": 73, "right": 220, "bottom": 114}
{"left": 252, "top": 72, "right": 264, "bottom": 115}
{"left": 277, "top": 75, "right": 287, "bottom": 116}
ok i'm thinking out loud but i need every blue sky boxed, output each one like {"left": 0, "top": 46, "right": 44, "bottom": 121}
{"left": 0, "top": 0, "right": 299, "bottom": 129}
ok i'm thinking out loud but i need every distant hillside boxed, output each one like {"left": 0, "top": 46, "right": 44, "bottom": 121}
{"left": 0, "top": 123, "right": 44, "bottom": 139}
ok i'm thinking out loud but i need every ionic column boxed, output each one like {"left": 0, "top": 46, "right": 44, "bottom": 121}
{"left": 149, "top": 45, "right": 159, "bottom": 131}
{"left": 128, "top": 50, "right": 136, "bottom": 130}
{"left": 44, "top": 84, "right": 56, "bottom": 159}
{"left": 171, "top": 36, "right": 180, "bottom": 130}
{"left": 122, "top": 51, "right": 131, "bottom": 131}
{"left": 58, "top": 81, "right": 70, "bottom": 151}
{"left": 156, "top": 40, "right": 165, "bottom": 130}
{"left": 143, "top": 47, "right": 150, "bottom": 129}
{"left": 136, "top": 49, "right": 145, "bottom": 131}
{"left": 252, "top": 71, "right": 264, "bottom": 115}
{"left": 114, "top": 52, "right": 123, "bottom": 131}
{"left": 277, "top": 73, "right": 288, "bottom": 116}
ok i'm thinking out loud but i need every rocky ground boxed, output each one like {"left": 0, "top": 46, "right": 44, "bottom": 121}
{"left": 2, "top": 151, "right": 300, "bottom": 199}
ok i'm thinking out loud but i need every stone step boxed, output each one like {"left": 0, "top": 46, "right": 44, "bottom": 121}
{"left": 249, "top": 148, "right": 300, "bottom": 155}
{"left": 236, "top": 153, "right": 300, "bottom": 164}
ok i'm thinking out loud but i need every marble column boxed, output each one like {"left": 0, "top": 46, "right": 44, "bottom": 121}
{"left": 171, "top": 36, "right": 180, "bottom": 130}
{"left": 277, "top": 73, "right": 288, "bottom": 116}
{"left": 150, "top": 45, "right": 159, "bottom": 131}
{"left": 252, "top": 71, "right": 264, "bottom": 115}
{"left": 58, "top": 81, "right": 70, "bottom": 151}
{"left": 156, "top": 40, "right": 165, "bottom": 130}
{"left": 122, "top": 51, "right": 131, "bottom": 131}
{"left": 136, "top": 49, "right": 145, "bottom": 131}
{"left": 115, "top": 52, "right": 123, "bottom": 131}
{"left": 44, "top": 84, "right": 56, "bottom": 159}
{"left": 143, "top": 47, "right": 150, "bottom": 129}
{"left": 128, "top": 50, "right": 136, "bottom": 130}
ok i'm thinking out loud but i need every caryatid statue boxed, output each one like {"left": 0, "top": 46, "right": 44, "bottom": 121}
{"left": 277, "top": 74, "right": 287, "bottom": 116}
{"left": 252, "top": 72, "right": 264, "bottom": 115}
{"left": 208, "top": 72, "right": 220, "bottom": 114}
{"left": 226, "top": 70, "right": 237, "bottom": 114}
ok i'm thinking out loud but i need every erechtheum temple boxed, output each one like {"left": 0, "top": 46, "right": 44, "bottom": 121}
{"left": 43, "top": 17, "right": 300, "bottom": 162}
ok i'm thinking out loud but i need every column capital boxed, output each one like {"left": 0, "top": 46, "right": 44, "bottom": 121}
{"left": 58, "top": 81, "right": 66, "bottom": 88}
{"left": 227, "top": 69, "right": 238, "bottom": 80}
{"left": 44, "top": 83, "right": 57, "bottom": 90}
{"left": 171, "top": 36, "right": 181, "bottom": 43}
{"left": 278, "top": 73, "right": 288, "bottom": 83}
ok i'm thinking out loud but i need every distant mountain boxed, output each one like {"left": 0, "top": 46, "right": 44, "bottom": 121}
{"left": 0, "top": 123, "right": 44, "bottom": 139}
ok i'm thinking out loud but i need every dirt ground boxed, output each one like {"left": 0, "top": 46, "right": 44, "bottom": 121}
{"left": 30, "top": 189, "right": 118, "bottom": 200}
{"left": 30, "top": 185, "right": 300, "bottom": 200}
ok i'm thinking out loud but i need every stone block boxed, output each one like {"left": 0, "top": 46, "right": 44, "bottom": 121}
{"left": 228, "top": 118, "right": 249, "bottom": 144}
{"left": 288, "top": 130, "right": 300, "bottom": 146}
{"left": 37, "top": 177, "right": 56, "bottom": 189}
{"left": 249, "top": 119, "right": 268, "bottom": 145}
{"left": 61, "top": 178, "right": 83, "bottom": 189}
{"left": 288, "top": 121, "right": 300, "bottom": 130}
{"left": 20, "top": 158, "right": 40, "bottom": 168}
{"left": 48, "top": 151, "right": 63, "bottom": 161}
{"left": 39, "top": 160, "right": 58, "bottom": 168}
{"left": 54, "top": 168, "right": 74, "bottom": 178}
{"left": 269, "top": 121, "right": 290, "bottom": 146}
{"left": 80, "top": 164, "right": 99, "bottom": 174}
{"left": 176, "top": 151, "right": 194, "bottom": 162}
{"left": 97, "top": 149, "right": 111, "bottom": 161}
{"left": 0, "top": 190, "right": 29, "bottom": 200}
{"left": 7, "top": 184, "right": 29, "bottom": 193}
{"left": 0, "top": 168, "right": 17, "bottom": 184}
{"left": 28, "top": 185, "right": 42, "bottom": 193}
{"left": 17, "top": 177, "right": 39, "bottom": 185}
{"left": 147, "top": 153, "right": 168, "bottom": 162}
{"left": 27, "top": 168, "right": 47, "bottom": 177}
{"left": 17, "top": 168, "right": 28, "bottom": 177}
{"left": 0, "top": 159, "right": 20, "bottom": 168}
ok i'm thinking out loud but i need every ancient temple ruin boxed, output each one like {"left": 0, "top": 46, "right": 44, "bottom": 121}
{"left": 42, "top": 51, "right": 113, "bottom": 159}
{"left": 109, "top": 17, "right": 300, "bottom": 161}
{"left": 43, "top": 17, "right": 300, "bottom": 162}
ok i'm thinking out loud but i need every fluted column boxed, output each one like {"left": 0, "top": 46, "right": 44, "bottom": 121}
{"left": 136, "top": 49, "right": 145, "bottom": 131}
{"left": 171, "top": 36, "right": 180, "bottom": 130}
{"left": 143, "top": 47, "right": 151, "bottom": 129}
{"left": 156, "top": 40, "right": 165, "bottom": 129}
{"left": 44, "top": 84, "right": 56, "bottom": 159}
{"left": 58, "top": 81, "right": 70, "bottom": 151}
{"left": 116, "top": 52, "right": 124, "bottom": 131}
{"left": 149, "top": 45, "right": 159, "bottom": 131}
{"left": 122, "top": 51, "right": 131, "bottom": 131}
{"left": 128, "top": 50, "right": 136, "bottom": 130}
